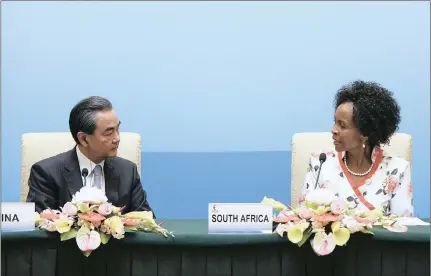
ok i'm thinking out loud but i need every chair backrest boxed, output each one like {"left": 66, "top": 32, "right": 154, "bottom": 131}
{"left": 20, "top": 132, "right": 142, "bottom": 202}
{"left": 290, "top": 132, "right": 412, "bottom": 208}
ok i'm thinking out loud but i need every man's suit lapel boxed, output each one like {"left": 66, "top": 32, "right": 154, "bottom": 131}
{"left": 64, "top": 147, "right": 83, "bottom": 198}
{"left": 104, "top": 158, "right": 119, "bottom": 204}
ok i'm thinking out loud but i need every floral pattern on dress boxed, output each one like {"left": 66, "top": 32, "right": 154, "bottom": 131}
{"left": 298, "top": 147, "right": 414, "bottom": 217}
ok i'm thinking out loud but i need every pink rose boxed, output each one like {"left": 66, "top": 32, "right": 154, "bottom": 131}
{"left": 330, "top": 199, "right": 346, "bottom": 215}
{"left": 61, "top": 202, "right": 77, "bottom": 217}
{"left": 97, "top": 203, "right": 113, "bottom": 216}
{"left": 384, "top": 176, "right": 398, "bottom": 194}
{"left": 311, "top": 232, "right": 336, "bottom": 256}
{"left": 298, "top": 207, "right": 313, "bottom": 219}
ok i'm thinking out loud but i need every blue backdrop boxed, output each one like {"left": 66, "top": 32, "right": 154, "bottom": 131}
{"left": 2, "top": 1, "right": 430, "bottom": 218}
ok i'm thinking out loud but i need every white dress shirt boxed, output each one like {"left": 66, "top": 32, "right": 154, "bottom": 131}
{"left": 76, "top": 146, "right": 106, "bottom": 194}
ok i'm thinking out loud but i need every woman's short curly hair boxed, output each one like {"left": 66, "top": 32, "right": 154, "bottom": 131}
{"left": 334, "top": 80, "right": 401, "bottom": 149}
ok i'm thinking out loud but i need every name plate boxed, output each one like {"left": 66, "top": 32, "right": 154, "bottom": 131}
{"left": 208, "top": 203, "right": 273, "bottom": 234}
{"left": 1, "top": 202, "right": 35, "bottom": 232}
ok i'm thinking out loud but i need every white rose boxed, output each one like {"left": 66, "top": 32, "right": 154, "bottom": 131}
{"left": 97, "top": 203, "right": 113, "bottom": 216}
{"left": 341, "top": 216, "right": 363, "bottom": 233}
{"left": 72, "top": 186, "right": 108, "bottom": 205}
{"left": 305, "top": 188, "right": 336, "bottom": 206}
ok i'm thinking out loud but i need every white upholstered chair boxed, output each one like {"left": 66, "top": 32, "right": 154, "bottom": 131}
{"left": 20, "top": 132, "right": 142, "bottom": 202}
{"left": 290, "top": 132, "right": 412, "bottom": 208}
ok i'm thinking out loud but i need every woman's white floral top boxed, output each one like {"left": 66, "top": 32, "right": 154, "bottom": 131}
{"left": 298, "top": 147, "right": 414, "bottom": 217}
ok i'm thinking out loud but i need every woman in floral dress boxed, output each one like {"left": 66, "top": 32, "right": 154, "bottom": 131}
{"left": 298, "top": 80, "right": 413, "bottom": 217}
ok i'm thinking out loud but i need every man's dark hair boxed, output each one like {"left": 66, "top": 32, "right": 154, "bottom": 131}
{"left": 334, "top": 80, "right": 401, "bottom": 149}
{"left": 69, "top": 96, "right": 113, "bottom": 144}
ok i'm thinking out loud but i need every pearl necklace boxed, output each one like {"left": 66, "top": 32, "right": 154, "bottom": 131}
{"left": 343, "top": 156, "right": 373, "bottom": 176}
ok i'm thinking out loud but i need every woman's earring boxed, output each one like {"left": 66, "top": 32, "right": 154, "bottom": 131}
{"left": 362, "top": 143, "right": 366, "bottom": 148}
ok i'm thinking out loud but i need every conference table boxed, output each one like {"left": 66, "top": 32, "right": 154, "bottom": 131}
{"left": 2, "top": 219, "right": 429, "bottom": 276}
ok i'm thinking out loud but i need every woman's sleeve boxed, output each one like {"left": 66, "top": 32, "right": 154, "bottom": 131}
{"left": 390, "top": 162, "right": 414, "bottom": 217}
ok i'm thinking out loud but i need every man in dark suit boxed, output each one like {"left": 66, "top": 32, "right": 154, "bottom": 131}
{"left": 26, "top": 96, "right": 154, "bottom": 216}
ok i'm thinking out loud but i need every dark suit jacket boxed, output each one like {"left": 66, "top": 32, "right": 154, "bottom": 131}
{"left": 26, "top": 147, "right": 155, "bottom": 217}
